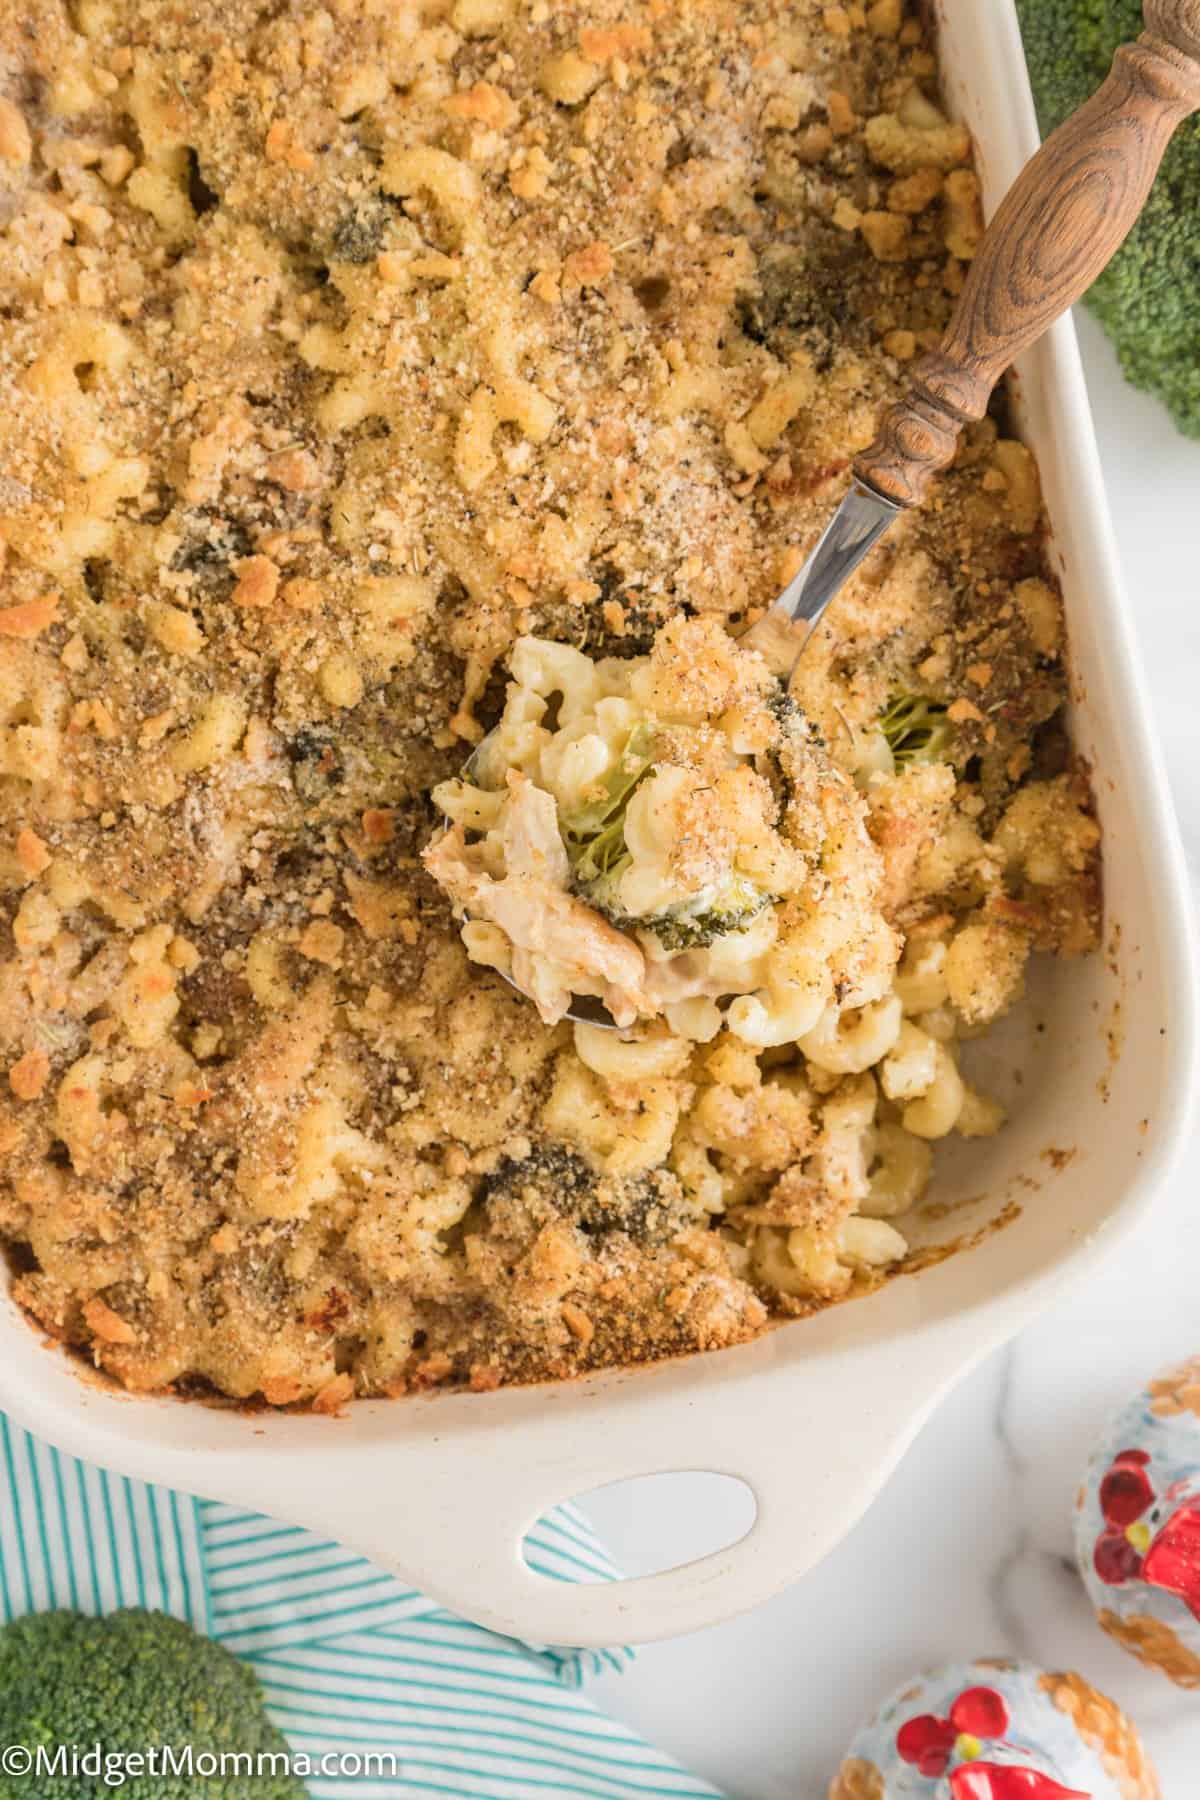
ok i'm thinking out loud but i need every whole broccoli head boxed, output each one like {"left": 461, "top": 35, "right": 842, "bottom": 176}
{"left": 0, "top": 1609, "right": 306, "bottom": 1798}
{"left": 1016, "top": 0, "right": 1200, "bottom": 436}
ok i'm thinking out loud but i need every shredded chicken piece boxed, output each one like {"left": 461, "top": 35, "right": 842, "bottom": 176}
{"left": 500, "top": 771, "right": 571, "bottom": 886}
{"left": 423, "top": 826, "right": 649, "bottom": 1026}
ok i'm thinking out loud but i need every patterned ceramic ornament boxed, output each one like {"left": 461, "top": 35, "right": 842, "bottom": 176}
{"left": 828, "top": 1659, "right": 1158, "bottom": 1800}
{"left": 1077, "top": 1353, "right": 1200, "bottom": 1687}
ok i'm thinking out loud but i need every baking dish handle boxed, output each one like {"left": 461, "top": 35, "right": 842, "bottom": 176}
{"left": 333, "top": 1329, "right": 961, "bottom": 1648}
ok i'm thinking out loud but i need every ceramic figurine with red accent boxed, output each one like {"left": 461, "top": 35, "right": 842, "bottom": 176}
{"left": 1077, "top": 1354, "right": 1200, "bottom": 1686}
{"left": 828, "top": 1660, "right": 1158, "bottom": 1800}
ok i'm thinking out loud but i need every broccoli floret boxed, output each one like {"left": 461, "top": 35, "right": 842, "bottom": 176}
{"left": 567, "top": 808, "right": 634, "bottom": 899}
{"left": 639, "top": 876, "right": 774, "bottom": 950}
{"left": 879, "top": 692, "right": 953, "bottom": 769}
{"left": 558, "top": 727, "right": 773, "bottom": 947}
{"left": 0, "top": 1610, "right": 306, "bottom": 1798}
{"left": 480, "top": 1142, "right": 686, "bottom": 1242}
{"left": 329, "top": 192, "right": 396, "bottom": 263}
{"left": 580, "top": 854, "right": 774, "bottom": 950}
{"left": 1016, "top": 0, "right": 1200, "bottom": 436}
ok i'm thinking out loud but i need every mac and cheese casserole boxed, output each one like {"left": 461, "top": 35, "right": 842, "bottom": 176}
{"left": 0, "top": 0, "right": 1100, "bottom": 1405}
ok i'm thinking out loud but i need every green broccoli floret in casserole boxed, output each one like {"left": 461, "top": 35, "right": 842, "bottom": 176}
{"left": 634, "top": 874, "right": 776, "bottom": 951}
{"left": 558, "top": 721, "right": 658, "bottom": 904}
{"left": 878, "top": 692, "right": 954, "bottom": 771}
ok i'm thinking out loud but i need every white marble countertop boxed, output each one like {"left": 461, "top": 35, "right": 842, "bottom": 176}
{"left": 585, "top": 313, "right": 1200, "bottom": 1800}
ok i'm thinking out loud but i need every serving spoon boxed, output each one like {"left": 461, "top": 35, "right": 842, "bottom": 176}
{"left": 458, "top": 0, "right": 1200, "bottom": 1029}
{"left": 745, "top": 0, "right": 1200, "bottom": 673}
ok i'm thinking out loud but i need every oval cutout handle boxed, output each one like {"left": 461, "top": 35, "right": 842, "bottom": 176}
{"left": 331, "top": 1320, "right": 970, "bottom": 1647}
{"left": 357, "top": 1443, "right": 912, "bottom": 1650}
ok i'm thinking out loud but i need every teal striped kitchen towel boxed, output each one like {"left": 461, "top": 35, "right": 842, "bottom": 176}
{"left": 0, "top": 1413, "right": 722, "bottom": 1800}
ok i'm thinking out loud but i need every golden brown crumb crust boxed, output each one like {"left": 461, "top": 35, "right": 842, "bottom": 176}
{"left": 0, "top": 0, "right": 1098, "bottom": 1405}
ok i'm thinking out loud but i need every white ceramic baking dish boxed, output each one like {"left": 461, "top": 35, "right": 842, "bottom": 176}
{"left": 2, "top": 0, "right": 1196, "bottom": 1650}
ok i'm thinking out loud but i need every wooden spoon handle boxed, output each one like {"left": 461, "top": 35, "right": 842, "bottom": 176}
{"left": 854, "top": 0, "right": 1200, "bottom": 508}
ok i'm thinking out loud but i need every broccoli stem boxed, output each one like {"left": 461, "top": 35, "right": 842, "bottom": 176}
{"left": 879, "top": 692, "right": 953, "bottom": 770}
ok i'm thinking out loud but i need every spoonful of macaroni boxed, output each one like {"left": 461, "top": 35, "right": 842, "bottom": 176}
{"left": 425, "top": 618, "right": 901, "bottom": 1040}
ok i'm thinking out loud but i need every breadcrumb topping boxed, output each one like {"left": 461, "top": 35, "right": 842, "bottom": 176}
{"left": 0, "top": 0, "right": 1098, "bottom": 1405}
